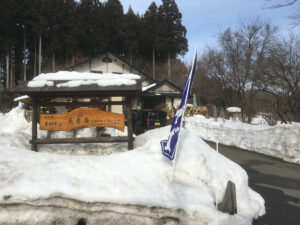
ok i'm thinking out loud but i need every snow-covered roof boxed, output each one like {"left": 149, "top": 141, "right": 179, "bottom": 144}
{"left": 14, "top": 71, "right": 142, "bottom": 97}
{"left": 28, "top": 71, "right": 141, "bottom": 88}
{"left": 14, "top": 95, "right": 29, "bottom": 102}
{"left": 226, "top": 107, "right": 241, "bottom": 113}
{"left": 142, "top": 83, "right": 156, "bottom": 92}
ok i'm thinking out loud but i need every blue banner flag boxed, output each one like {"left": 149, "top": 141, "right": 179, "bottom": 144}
{"left": 160, "top": 51, "right": 197, "bottom": 161}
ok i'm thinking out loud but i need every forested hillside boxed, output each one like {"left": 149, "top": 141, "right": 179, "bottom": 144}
{"left": 0, "top": 0, "right": 188, "bottom": 88}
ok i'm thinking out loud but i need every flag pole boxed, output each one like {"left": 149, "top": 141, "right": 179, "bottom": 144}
{"left": 170, "top": 49, "right": 197, "bottom": 182}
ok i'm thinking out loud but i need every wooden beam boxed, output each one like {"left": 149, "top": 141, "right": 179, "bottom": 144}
{"left": 126, "top": 96, "right": 134, "bottom": 150}
{"left": 43, "top": 101, "right": 126, "bottom": 107}
{"left": 33, "top": 136, "right": 129, "bottom": 145}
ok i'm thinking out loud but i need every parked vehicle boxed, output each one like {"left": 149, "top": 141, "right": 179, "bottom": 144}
{"left": 132, "top": 110, "right": 168, "bottom": 135}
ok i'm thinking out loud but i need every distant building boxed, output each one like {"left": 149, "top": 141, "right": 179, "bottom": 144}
{"left": 67, "top": 53, "right": 182, "bottom": 113}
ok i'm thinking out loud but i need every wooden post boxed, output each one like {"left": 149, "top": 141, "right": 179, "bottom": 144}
{"left": 126, "top": 96, "right": 133, "bottom": 150}
{"left": 31, "top": 98, "right": 38, "bottom": 151}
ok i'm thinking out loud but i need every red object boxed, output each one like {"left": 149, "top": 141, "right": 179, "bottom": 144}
{"left": 146, "top": 118, "right": 150, "bottom": 126}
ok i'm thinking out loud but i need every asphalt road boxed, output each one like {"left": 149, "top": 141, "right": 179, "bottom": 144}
{"left": 206, "top": 141, "right": 300, "bottom": 225}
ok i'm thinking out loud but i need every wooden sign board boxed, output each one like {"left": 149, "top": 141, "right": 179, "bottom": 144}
{"left": 40, "top": 108, "right": 125, "bottom": 131}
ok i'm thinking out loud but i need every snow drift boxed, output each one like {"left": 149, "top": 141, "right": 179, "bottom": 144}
{"left": 185, "top": 115, "right": 300, "bottom": 164}
{"left": 0, "top": 105, "right": 265, "bottom": 225}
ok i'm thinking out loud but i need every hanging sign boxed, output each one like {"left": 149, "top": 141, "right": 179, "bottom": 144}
{"left": 40, "top": 108, "right": 125, "bottom": 131}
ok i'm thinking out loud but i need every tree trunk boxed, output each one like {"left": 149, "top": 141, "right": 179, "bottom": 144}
{"left": 168, "top": 52, "right": 171, "bottom": 80}
{"left": 152, "top": 46, "right": 155, "bottom": 80}
{"left": 38, "top": 34, "right": 42, "bottom": 74}
{"left": 6, "top": 49, "right": 9, "bottom": 89}
{"left": 23, "top": 30, "right": 26, "bottom": 81}
{"left": 34, "top": 37, "right": 37, "bottom": 77}
{"left": 72, "top": 55, "right": 75, "bottom": 66}
{"left": 66, "top": 50, "right": 69, "bottom": 66}
{"left": 10, "top": 47, "right": 14, "bottom": 89}
{"left": 52, "top": 53, "right": 55, "bottom": 72}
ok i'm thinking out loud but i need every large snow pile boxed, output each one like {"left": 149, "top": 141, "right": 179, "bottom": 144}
{"left": 27, "top": 71, "right": 141, "bottom": 88}
{"left": 0, "top": 105, "right": 265, "bottom": 225}
{"left": 185, "top": 115, "right": 300, "bottom": 164}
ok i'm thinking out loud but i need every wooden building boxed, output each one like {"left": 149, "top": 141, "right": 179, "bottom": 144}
{"left": 67, "top": 53, "right": 182, "bottom": 112}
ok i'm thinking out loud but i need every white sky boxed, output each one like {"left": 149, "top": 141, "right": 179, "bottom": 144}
{"left": 104, "top": 0, "right": 300, "bottom": 63}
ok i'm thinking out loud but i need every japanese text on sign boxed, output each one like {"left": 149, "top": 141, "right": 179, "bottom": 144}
{"left": 40, "top": 108, "right": 125, "bottom": 131}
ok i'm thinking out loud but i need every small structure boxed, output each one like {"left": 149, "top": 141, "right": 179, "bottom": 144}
{"left": 13, "top": 71, "right": 142, "bottom": 151}
{"left": 141, "top": 80, "right": 182, "bottom": 110}
{"left": 67, "top": 53, "right": 183, "bottom": 112}
{"left": 226, "top": 107, "right": 241, "bottom": 120}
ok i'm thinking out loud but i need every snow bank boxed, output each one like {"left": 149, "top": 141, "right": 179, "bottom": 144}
{"left": 0, "top": 106, "right": 265, "bottom": 224}
{"left": 27, "top": 71, "right": 141, "bottom": 88}
{"left": 185, "top": 115, "right": 300, "bottom": 164}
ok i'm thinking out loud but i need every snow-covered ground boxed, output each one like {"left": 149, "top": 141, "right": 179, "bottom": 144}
{"left": 185, "top": 115, "right": 300, "bottom": 164}
{"left": 0, "top": 104, "right": 265, "bottom": 225}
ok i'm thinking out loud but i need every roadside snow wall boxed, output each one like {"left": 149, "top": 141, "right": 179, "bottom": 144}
{"left": 185, "top": 115, "right": 300, "bottom": 164}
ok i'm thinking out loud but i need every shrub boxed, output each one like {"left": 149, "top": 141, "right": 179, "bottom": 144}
{"left": 0, "top": 91, "right": 18, "bottom": 113}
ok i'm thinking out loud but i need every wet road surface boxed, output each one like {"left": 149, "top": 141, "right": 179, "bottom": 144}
{"left": 206, "top": 141, "right": 300, "bottom": 225}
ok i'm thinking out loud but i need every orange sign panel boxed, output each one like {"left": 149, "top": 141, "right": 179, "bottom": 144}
{"left": 40, "top": 108, "right": 125, "bottom": 131}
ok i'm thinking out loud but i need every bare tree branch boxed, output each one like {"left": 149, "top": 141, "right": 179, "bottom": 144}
{"left": 264, "top": 0, "right": 298, "bottom": 9}
{"left": 264, "top": 0, "right": 300, "bottom": 26}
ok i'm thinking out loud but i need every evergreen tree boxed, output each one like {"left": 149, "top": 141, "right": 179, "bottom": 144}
{"left": 141, "top": 2, "right": 158, "bottom": 79}
{"left": 103, "top": 0, "right": 125, "bottom": 55}
{"left": 141, "top": 2, "right": 158, "bottom": 60}
{"left": 156, "top": 0, "right": 188, "bottom": 79}
{"left": 157, "top": 0, "right": 188, "bottom": 59}
{"left": 75, "top": 0, "right": 102, "bottom": 56}
{"left": 123, "top": 7, "right": 141, "bottom": 64}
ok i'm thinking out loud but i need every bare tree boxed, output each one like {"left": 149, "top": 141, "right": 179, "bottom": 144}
{"left": 202, "top": 20, "right": 278, "bottom": 122}
{"left": 260, "top": 35, "right": 300, "bottom": 122}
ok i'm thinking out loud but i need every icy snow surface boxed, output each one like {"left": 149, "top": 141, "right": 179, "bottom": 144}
{"left": 185, "top": 115, "right": 300, "bottom": 164}
{"left": 0, "top": 105, "right": 265, "bottom": 224}
{"left": 27, "top": 71, "right": 141, "bottom": 88}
